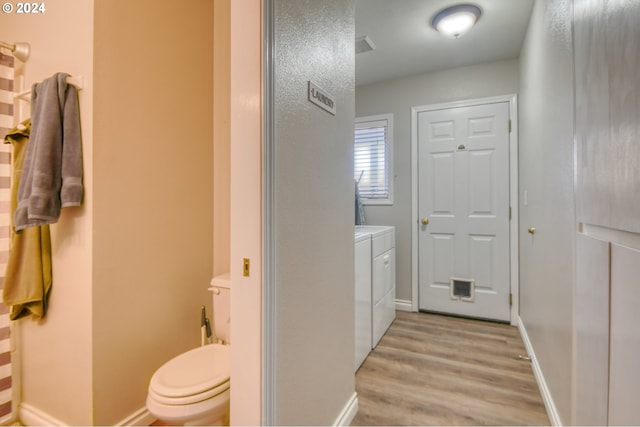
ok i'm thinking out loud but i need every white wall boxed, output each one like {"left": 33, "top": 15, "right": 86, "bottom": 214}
{"left": 518, "top": 0, "right": 574, "bottom": 424}
{"left": 355, "top": 59, "right": 519, "bottom": 304}
{"left": 270, "top": 0, "right": 356, "bottom": 424}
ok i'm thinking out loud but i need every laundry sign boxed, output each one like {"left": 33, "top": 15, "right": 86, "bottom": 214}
{"left": 308, "top": 81, "right": 336, "bottom": 115}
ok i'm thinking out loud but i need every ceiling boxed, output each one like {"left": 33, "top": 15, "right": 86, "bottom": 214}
{"left": 355, "top": 0, "right": 535, "bottom": 86}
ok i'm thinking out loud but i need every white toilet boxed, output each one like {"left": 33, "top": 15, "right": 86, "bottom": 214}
{"left": 147, "top": 275, "right": 231, "bottom": 426}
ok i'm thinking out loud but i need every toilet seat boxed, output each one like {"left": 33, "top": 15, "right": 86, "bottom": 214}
{"left": 149, "top": 379, "right": 230, "bottom": 406}
{"left": 149, "top": 344, "right": 230, "bottom": 405}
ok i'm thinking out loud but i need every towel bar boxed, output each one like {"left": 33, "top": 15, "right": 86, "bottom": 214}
{"left": 14, "top": 75, "right": 84, "bottom": 101}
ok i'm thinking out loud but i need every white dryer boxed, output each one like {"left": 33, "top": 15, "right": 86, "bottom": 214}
{"left": 368, "top": 226, "right": 396, "bottom": 347}
{"left": 355, "top": 226, "right": 396, "bottom": 349}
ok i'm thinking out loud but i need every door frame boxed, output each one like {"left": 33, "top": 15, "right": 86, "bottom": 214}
{"left": 410, "top": 94, "right": 520, "bottom": 325}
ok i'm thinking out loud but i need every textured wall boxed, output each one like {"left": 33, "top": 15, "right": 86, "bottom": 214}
{"left": 575, "top": 0, "right": 640, "bottom": 233}
{"left": 518, "top": 0, "right": 575, "bottom": 424}
{"left": 271, "top": 0, "right": 356, "bottom": 424}
{"left": 356, "top": 59, "right": 519, "bottom": 304}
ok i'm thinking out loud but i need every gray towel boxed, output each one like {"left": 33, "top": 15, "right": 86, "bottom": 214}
{"left": 14, "top": 72, "right": 83, "bottom": 231}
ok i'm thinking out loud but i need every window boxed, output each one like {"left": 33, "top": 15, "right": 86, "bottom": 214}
{"left": 354, "top": 114, "right": 393, "bottom": 205}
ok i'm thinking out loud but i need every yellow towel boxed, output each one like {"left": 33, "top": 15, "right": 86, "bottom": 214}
{"left": 3, "top": 120, "right": 52, "bottom": 320}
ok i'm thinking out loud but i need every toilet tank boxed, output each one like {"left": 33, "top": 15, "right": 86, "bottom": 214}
{"left": 210, "top": 273, "right": 231, "bottom": 344}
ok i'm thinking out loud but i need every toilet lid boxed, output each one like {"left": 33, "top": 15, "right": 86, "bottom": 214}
{"left": 150, "top": 344, "right": 230, "bottom": 399}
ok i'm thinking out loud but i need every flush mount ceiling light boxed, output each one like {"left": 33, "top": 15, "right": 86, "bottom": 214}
{"left": 431, "top": 4, "right": 482, "bottom": 39}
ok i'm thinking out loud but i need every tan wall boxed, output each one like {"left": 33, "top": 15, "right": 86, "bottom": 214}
{"left": 0, "top": 2, "right": 95, "bottom": 424}
{"left": 214, "top": 0, "right": 231, "bottom": 277}
{"left": 92, "top": 1, "right": 214, "bottom": 424}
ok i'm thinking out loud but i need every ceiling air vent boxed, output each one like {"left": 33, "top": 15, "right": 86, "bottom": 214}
{"left": 355, "top": 36, "right": 376, "bottom": 54}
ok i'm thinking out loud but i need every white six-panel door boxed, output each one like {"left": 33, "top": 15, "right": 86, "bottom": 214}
{"left": 418, "top": 102, "right": 510, "bottom": 322}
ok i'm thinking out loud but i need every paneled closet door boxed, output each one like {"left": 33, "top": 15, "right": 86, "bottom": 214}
{"left": 609, "top": 243, "right": 640, "bottom": 425}
{"left": 575, "top": 233, "right": 609, "bottom": 426}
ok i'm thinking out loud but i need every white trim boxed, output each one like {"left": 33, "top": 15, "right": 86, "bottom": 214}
{"left": 19, "top": 403, "right": 67, "bottom": 426}
{"left": 508, "top": 94, "right": 520, "bottom": 326}
{"left": 11, "top": 319, "right": 22, "bottom": 425}
{"left": 582, "top": 223, "right": 640, "bottom": 250}
{"left": 411, "top": 105, "right": 419, "bottom": 312}
{"left": 518, "top": 317, "right": 562, "bottom": 426}
{"left": 263, "top": 0, "right": 276, "bottom": 424}
{"left": 333, "top": 392, "right": 358, "bottom": 426}
{"left": 18, "top": 404, "right": 156, "bottom": 427}
{"left": 410, "top": 94, "right": 520, "bottom": 324}
{"left": 395, "top": 299, "right": 413, "bottom": 312}
{"left": 115, "top": 407, "right": 156, "bottom": 426}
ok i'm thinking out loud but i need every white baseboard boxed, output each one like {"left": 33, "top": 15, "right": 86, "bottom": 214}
{"left": 19, "top": 403, "right": 66, "bottom": 426}
{"left": 517, "top": 317, "right": 562, "bottom": 426}
{"left": 19, "top": 402, "right": 155, "bottom": 426}
{"left": 395, "top": 299, "right": 413, "bottom": 312}
{"left": 116, "top": 406, "right": 156, "bottom": 426}
{"left": 333, "top": 392, "right": 358, "bottom": 426}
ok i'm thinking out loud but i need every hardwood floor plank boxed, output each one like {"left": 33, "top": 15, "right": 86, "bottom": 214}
{"left": 352, "top": 311, "right": 550, "bottom": 426}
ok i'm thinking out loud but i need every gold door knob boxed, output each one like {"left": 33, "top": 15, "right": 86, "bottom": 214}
{"left": 421, "top": 217, "right": 429, "bottom": 225}
{"left": 528, "top": 227, "right": 536, "bottom": 234}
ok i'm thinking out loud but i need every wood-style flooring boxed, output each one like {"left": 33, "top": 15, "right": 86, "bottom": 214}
{"left": 351, "top": 311, "right": 550, "bottom": 426}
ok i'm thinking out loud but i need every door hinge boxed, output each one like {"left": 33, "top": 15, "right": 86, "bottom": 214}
{"left": 508, "top": 119, "right": 512, "bottom": 133}
{"left": 509, "top": 293, "right": 513, "bottom": 306}
{"left": 509, "top": 206, "right": 512, "bottom": 220}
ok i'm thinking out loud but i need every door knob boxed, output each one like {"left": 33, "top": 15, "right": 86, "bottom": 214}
{"left": 421, "top": 217, "right": 429, "bottom": 225}
{"left": 528, "top": 227, "right": 536, "bottom": 234}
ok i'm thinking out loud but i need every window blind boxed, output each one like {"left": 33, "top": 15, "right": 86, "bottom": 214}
{"left": 354, "top": 118, "right": 389, "bottom": 200}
